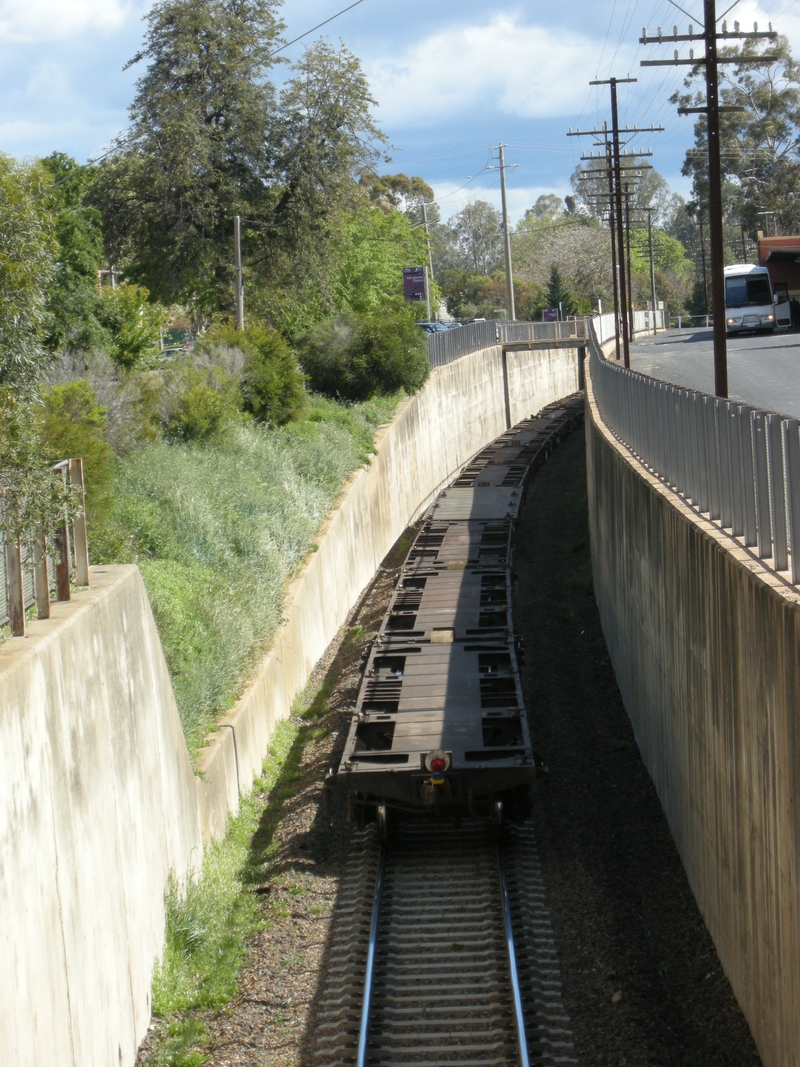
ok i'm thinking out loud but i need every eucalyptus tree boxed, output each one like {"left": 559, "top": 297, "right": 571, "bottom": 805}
{"left": 673, "top": 36, "right": 800, "bottom": 235}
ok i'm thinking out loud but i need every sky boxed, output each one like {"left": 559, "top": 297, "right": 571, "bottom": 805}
{"left": 0, "top": 0, "right": 798, "bottom": 224}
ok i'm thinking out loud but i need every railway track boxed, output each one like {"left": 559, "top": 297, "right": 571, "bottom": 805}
{"left": 313, "top": 820, "right": 576, "bottom": 1067}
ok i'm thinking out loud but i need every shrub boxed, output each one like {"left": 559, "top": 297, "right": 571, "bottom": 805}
{"left": 99, "top": 283, "right": 167, "bottom": 370}
{"left": 297, "top": 312, "right": 429, "bottom": 401}
{"left": 38, "top": 380, "right": 115, "bottom": 521}
{"left": 201, "top": 324, "right": 306, "bottom": 425}
{"left": 160, "top": 361, "right": 242, "bottom": 442}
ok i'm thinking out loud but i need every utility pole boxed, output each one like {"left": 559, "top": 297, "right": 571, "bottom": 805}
{"left": 741, "top": 223, "right": 748, "bottom": 262}
{"left": 757, "top": 209, "right": 776, "bottom": 236}
{"left": 490, "top": 144, "right": 518, "bottom": 320}
{"left": 698, "top": 216, "right": 710, "bottom": 316}
{"left": 569, "top": 79, "right": 662, "bottom": 366}
{"left": 607, "top": 144, "right": 621, "bottom": 360}
{"left": 641, "top": 13, "right": 777, "bottom": 398}
{"left": 576, "top": 144, "right": 652, "bottom": 359}
{"left": 234, "top": 215, "right": 244, "bottom": 330}
{"left": 624, "top": 183, "right": 635, "bottom": 339}
{"left": 421, "top": 202, "right": 436, "bottom": 320}
{"left": 643, "top": 207, "right": 658, "bottom": 331}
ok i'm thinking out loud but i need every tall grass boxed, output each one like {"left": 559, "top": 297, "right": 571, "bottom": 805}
{"left": 96, "top": 393, "right": 399, "bottom": 755}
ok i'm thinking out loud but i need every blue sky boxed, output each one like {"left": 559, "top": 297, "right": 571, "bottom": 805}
{"left": 0, "top": 0, "right": 796, "bottom": 222}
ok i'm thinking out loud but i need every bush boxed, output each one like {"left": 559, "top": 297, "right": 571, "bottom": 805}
{"left": 159, "top": 361, "right": 242, "bottom": 442}
{"left": 39, "top": 380, "right": 115, "bottom": 521}
{"left": 201, "top": 324, "right": 306, "bottom": 425}
{"left": 297, "top": 311, "right": 429, "bottom": 401}
{"left": 98, "top": 283, "right": 167, "bottom": 369}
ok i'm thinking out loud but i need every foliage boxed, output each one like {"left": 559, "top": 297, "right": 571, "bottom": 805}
{"left": 0, "top": 388, "right": 76, "bottom": 547}
{"left": 160, "top": 365, "right": 242, "bottom": 442}
{"left": 40, "top": 153, "right": 108, "bottom": 354}
{"left": 673, "top": 36, "right": 800, "bottom": 236}
{"left": 92, "top": 0, "right": 282, "bottom": 310}
{"left": 99, "top": 283, "right": 167, "bottom": 369}
{"left": 94, "top": 395, "right": 399, "bottom": 753}
{"left": 0, "top": 156, "right": 57, "bottom": 394}
{"left": 38, "top": 381, "right": 115, "bottom": 521}
{"left": 201, "top": 323, "right": 306, "bottom": 425}
{"left": 546, "top": 265, "right": 578, "bottom": 317}
{"left": 439, "top": 269, "right": 543, "bottom": 321}
{"left": 297, "top": 311, "right": 429, "bottom": 401}
{"left": 514, "top": 213, "right": 610, "bottom": 313}
{"left": 449, "top": 200, "right": 502, "bottom": 274}
{"left": 333, "top": 205, "right": 432, "bottom": 317}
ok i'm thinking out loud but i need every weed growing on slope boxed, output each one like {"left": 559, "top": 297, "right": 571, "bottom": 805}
{"left": 94, "top": 393, "right": 399, "bottom": 756}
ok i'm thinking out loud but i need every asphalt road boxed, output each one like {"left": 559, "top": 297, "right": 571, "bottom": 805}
{"left": 628, "top": 326, "right": 800, "bottom": 418}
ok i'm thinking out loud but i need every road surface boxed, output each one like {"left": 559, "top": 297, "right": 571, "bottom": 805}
{"left": 627, "top": 326, "right": 800, "bottom": 418}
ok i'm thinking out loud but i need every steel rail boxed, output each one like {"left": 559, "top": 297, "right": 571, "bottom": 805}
{"left": 497, "top": 842, "right": 531, "bottom": 1067}
{"left": 356, "top": 843, "right": 386, "bottom": 1067}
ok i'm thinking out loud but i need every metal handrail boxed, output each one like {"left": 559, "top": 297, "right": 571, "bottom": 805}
{"left": 356, "top": 844, "right": 386, "bottom": 1067}
{"left": 588, "top": 322, "right": 800, "bottom": 584}
{"left": 497, "top": 841, "right": 531, "bottom": 1067}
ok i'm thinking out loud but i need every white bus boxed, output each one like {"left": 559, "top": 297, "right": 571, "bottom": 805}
{"left": 724, "top": 263, "right": 777, "bottom": 334}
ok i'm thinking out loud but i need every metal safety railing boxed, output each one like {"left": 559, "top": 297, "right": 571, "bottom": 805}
{"left": 589, "top": 324, "right": 800, "bottom": 584}
{"left": 426, "top": 318, "right": 592, "bottom": 368}
{"left": 1, "top": 458, "right": 89, "bottom": 635}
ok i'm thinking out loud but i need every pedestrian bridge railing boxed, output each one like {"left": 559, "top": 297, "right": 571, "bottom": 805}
{"left": 426, "top": 318, "right": 590, "bottom": 368}
{"left": 589, "top": 324, "right": 800, "bottom": 584}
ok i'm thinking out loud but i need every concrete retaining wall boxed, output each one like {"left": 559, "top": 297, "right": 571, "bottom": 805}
{"left": 1, "top": 342, "right": 579, "bottom": 1067}
{"left": 0, "top": 565, "right": 201, "bottom": 1067}
{"left": 585, "top": 360, "right": 800, "bottom": 1067}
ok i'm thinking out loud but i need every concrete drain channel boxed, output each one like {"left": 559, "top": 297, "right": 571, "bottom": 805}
{"left": 313, "top": 820, "right": 576, "bottom": 1067}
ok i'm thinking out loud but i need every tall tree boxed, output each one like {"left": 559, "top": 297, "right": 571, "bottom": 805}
{"left": 0, "top": 156, "right": 56, "bottom": 393}
{"left": 674, "top": 36, "right": 800, "bottom": 236}
{"left": 40, "top": 153, "right": 108, "bottom": 354}
{"left": 450, "top": 200, "right": 502, "bottom": 274}
{"left": 93, "top": 0, "right": 283, "bottom": 309}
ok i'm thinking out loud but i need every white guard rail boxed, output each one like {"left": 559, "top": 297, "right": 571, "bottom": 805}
{"left": 589, "top": 323, "right": 800, "bottom": 584}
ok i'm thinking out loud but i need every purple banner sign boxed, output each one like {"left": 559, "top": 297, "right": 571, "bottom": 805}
{"left": 403, "top": 266, "right": 426, "bottom": 302}
{"left": 542, "top": 307, "right": 559, "bottom": 322}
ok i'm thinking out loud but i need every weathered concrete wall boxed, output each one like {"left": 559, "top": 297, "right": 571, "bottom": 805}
{"left": 585, "top": 361, "right": 800, "bottom": 1067}
{"left": 1, "top": 342, "right": 580, "bottom": 1067}
{"left": 196, "top": 343, "right": 581, "bottom": 836}
{"left": 0, "top": 566, "right": 201, "bottom": 1067}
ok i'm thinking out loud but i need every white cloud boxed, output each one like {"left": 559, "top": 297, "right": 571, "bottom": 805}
{"left": 0, "top": 0, "right": 136, "bottom": 41}
{"left": 368, "top": 15, "right": 636, "bottom": 126}
{"left": 433, "top": 182, "right": 572, "bottom": 225}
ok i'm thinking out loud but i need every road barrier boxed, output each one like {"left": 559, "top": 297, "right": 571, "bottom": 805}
{"left": 589, "top": 324, "right": 800, "bottom": 583}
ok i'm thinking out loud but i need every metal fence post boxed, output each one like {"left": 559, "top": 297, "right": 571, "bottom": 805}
{"left": 767, "top": 414, "right": 788, "bottom": 571}
{"left": 4, "top": 535, "right": 25, "bottom": 636}
{"left": 716, "top": 399, "right": 732, "bottom": 529}
{"left": 752, "top": 411, "right": 772, "bottom": 557}
{"left": 739, "top": 408, "right": 758, "bottom": 548}
{"left": 69, "top": 458, "right": 90, "bottom": 587}
{"left": 33, "top": 538, "right": 50, "bottom": 619}
{"left": 729, "top": 406, "right": 744, "bottom": 538}
{"left": 54, "top": 520, "right": 71, "bottom": 602}
{"left": 784, "top": 419, "right": 800, "bottom": 584}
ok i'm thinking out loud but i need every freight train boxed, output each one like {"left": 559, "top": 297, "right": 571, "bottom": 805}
{"left": 328, "top": 394, "right": 584, "bottom": 830}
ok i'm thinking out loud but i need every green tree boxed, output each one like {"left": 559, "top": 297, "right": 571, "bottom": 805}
{"left": 0, "top": 156, "right": 57, "bottom": 393}
{"left": 545, "top": 265, "right": 578, "bottom": 316}
{"left": 673, "top": 36, "right": 800, "bottom": 236}
{"left": 40, "top": 153, "right": 108, "bottom": 354}
{"left": 450, "top": 200, "right": 502, "bottom": 274}
{"left": 298, "top": 311, "right": 429, "bottom": 400}
{"left": 99, "top": 284, "right": 167, "bottom": 369}
{"left": 202, "top": 322, "right": 306, "bottom": 424}
{"left": 93, "top": 0, "right": 283, "bottom": 309}
{"left": 39, "top": 381, "right": 115, "bottom": 521}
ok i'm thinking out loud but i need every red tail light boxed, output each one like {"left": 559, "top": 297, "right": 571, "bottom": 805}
{"left": 430, "top": 756, "right": 446, "bottom": 773}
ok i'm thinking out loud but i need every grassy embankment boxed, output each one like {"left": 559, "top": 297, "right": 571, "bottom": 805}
{"left": 97, "top": 393, "right": 398, "bottom": 758}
